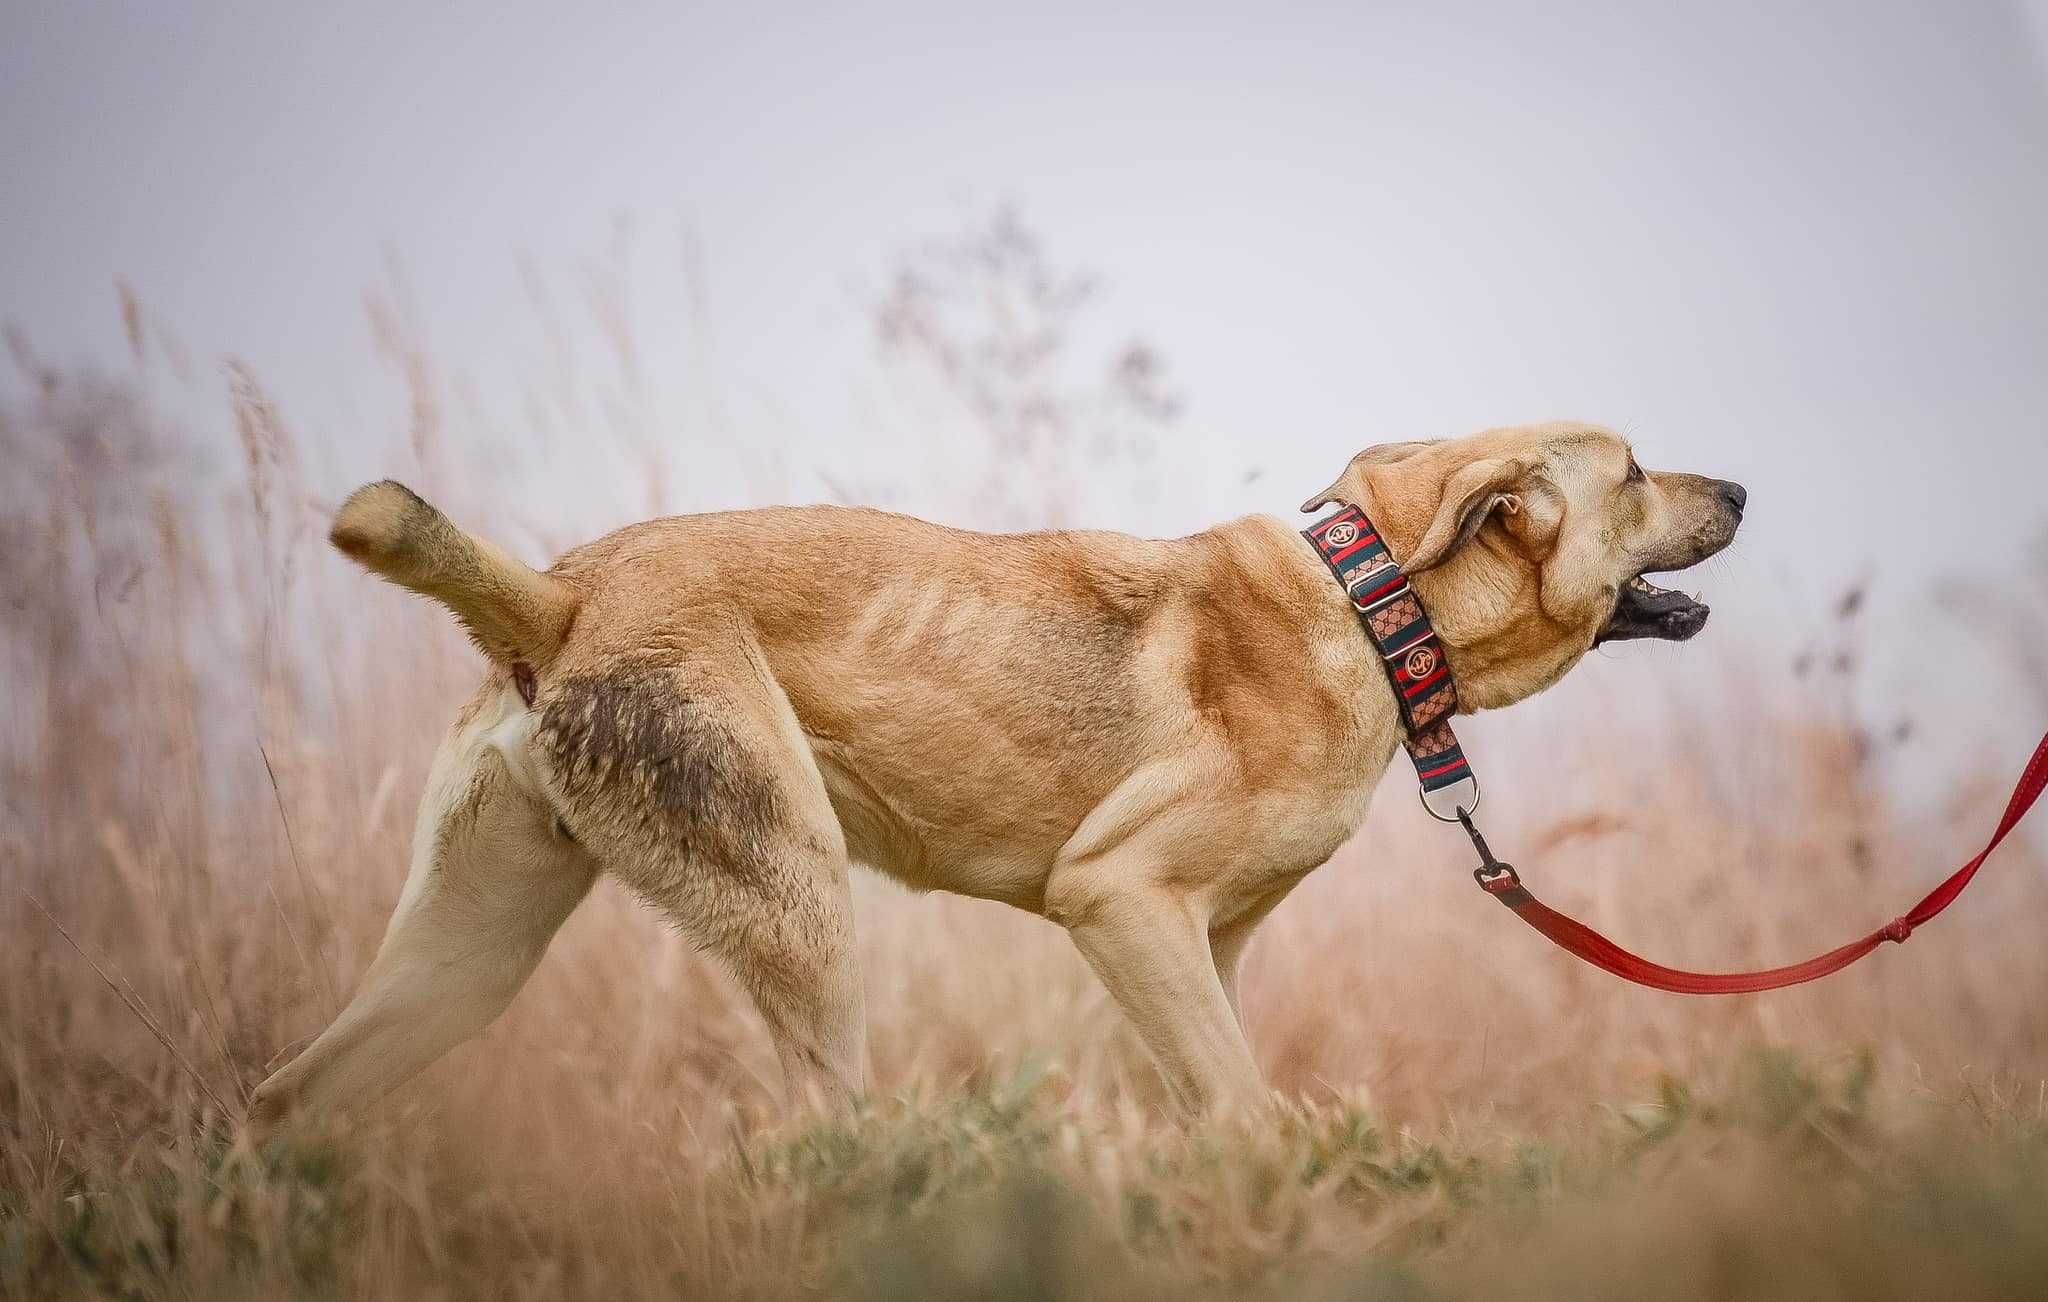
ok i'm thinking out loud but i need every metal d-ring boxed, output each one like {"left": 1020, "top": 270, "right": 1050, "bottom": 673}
{"left": 1418, "top": 773, "right": 1480, "bottom": 823}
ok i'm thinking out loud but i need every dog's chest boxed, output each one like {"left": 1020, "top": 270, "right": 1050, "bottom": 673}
{"left": 1265, "top": 731, "right": 1399, "bottom": 874}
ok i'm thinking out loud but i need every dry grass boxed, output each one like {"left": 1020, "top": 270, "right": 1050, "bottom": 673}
{"left": 3, "top": 238, "right": 2047, "bottom": 1298}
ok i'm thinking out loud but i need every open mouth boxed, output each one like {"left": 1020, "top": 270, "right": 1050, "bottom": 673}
{"left": 1595, "top": 573, "right": 1710, "bottom": 645}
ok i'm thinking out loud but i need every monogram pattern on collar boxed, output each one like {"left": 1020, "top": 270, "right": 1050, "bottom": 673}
{"left": 1303, "top": 505, "right": 1473, "bottom": 799}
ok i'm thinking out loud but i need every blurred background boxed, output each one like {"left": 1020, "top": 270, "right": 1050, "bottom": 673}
{"left": 3, "top": 3, "right": 2047, "bottom": 1296}
{"left": 8, "top": 0, "right": 2048, "bottom": 764}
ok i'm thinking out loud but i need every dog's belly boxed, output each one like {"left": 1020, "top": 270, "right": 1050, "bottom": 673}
{"left": 809, "top": 738, "right": 1060, "bottom": 910}
{"left": 807, "top": 724, "right": 1389, "bottom": 921}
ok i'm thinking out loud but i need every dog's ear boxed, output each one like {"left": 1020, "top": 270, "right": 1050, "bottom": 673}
{"left": 1314, "top": 443, "right": 1524, "bottom": 574}
{"left": 1396, "top": 456, "right": 1527, "bottom": 573}
{"left": 1303, "top": 440, "right": 1528, "bottom": 572}
{"left": 1299, "top": 441, "right": 1438, "bottom": 514}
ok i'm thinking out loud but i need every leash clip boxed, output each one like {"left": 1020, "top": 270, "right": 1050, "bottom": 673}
{"left": 1474, "top": 863, "right": 1522, "bottom": 892}
{"left": 1456, "top": 807, "right": 1521, "bottom": 891}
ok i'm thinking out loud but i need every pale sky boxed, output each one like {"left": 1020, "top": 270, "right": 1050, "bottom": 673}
{"left": 6, "top": 1, "right": 2047, "bottom": 765}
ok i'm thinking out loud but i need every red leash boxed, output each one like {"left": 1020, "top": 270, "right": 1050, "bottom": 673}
{"left": 1462, "top": 730, "right": 2048, "bottom": 993}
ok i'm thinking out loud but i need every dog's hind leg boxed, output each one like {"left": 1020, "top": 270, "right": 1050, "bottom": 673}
{"left": 536, "top": 654, "right": 867, "bottom": 1111}
{"left": 250, "top": 685, "right": 596, "bottom": 1126}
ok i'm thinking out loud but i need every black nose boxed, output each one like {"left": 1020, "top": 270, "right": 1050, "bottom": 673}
{"left": 1718, "top": 480, "right": 1748, "bottom": 515}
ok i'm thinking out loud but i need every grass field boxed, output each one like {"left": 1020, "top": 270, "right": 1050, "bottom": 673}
{"left": 4, "top": 270, "right": 2047, "bottom": 1297}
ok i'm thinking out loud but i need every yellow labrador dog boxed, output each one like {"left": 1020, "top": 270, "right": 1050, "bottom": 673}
{"left": 250, "top": 421, "right": 1743, "bottom": 1123}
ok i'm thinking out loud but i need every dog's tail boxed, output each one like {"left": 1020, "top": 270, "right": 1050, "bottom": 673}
{"left": 330, "top": 480, "right": 578, "bottom": 667}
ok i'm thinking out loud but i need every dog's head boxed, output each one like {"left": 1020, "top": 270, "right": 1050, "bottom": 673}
{"left": 1304, "top": 422, "right": 1745, "bottom": 710}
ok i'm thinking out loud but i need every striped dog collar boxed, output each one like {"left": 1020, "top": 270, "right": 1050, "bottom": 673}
{"left": 1303, "top": 504, "right": 1479, "bottom": 821}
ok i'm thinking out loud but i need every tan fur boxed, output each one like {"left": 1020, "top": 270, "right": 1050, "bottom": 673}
{"left": 331, "top": 480, "right": 580, "bottom": 667}
{"left": 252, "top": 421, "right": 1742, "bottom": 1125}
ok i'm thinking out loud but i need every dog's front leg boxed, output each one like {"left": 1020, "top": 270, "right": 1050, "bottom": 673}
{"left": 1208, "top": 885, "right": 1291, "bottom": 1039}
{"left": 1052, "top": 881, "right": 1265, "bottom": 1115}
